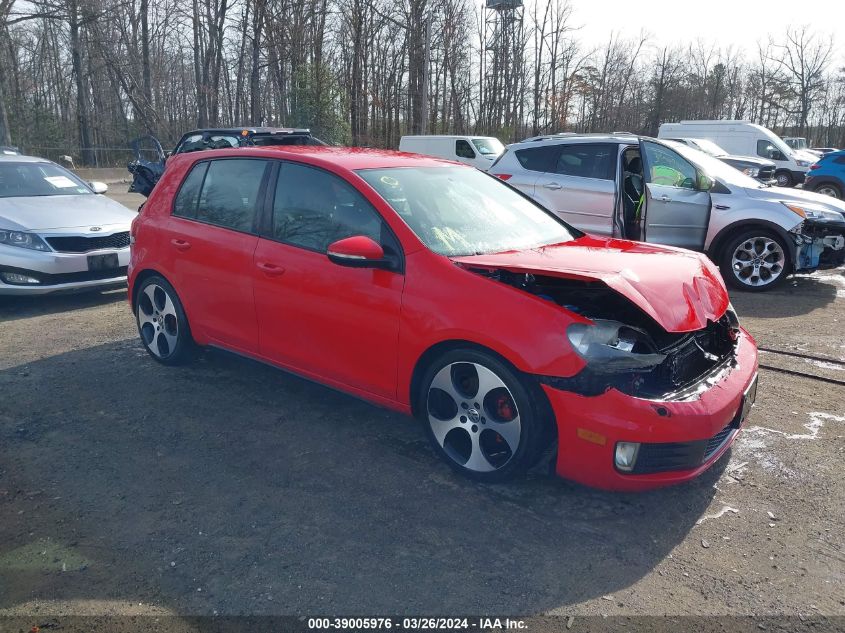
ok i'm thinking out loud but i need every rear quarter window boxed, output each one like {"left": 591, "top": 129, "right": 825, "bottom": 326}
{"left": 514, "top": 145, "right": 560, "bottom": 173}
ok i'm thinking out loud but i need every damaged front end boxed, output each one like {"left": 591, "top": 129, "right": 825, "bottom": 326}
{"left": 467, "top": 268, "right": 739, "bottom": 400}
{"left": 127, "top": 135, "right": 166, "bottom": 197}
{"left": 791, "top": 218, "right": 845, "bottom": 272}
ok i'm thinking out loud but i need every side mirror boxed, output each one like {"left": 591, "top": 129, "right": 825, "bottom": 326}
{"left": 89, "top": 181, "right": 109, "bottom": 194}
{"left": 697, "top": 173, "right": 715, "bottom": 191}
{"left": 327, "top": 235, "right": 389, "bottom": 269}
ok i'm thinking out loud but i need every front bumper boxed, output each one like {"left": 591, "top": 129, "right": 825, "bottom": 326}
{"left": 543, "top": 328, "right": 758, "bottom": 491}
{"left": 0, "top": 244, "right": 130, "bottom": 295}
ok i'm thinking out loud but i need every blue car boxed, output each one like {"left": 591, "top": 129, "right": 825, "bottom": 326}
{"left": 804, "top": 149, "right": 845, "bottom": 199}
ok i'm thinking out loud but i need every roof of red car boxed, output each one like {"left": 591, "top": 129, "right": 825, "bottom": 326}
{"left": 176, "top": 145, "right": 467, "bottom": 171}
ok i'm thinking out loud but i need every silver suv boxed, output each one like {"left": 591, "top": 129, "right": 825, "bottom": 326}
{"left": 489, "top": 134, "right": 845, "bottom": 291}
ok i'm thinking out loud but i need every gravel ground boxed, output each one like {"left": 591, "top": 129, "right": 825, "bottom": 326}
{"left": 0, "top": 187, "right": 843, "bottom": 629}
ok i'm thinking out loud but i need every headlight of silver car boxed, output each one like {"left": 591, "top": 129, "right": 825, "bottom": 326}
{"left": 567, "top": 319, "right": 666, "bottom": 373}
{"left": 0, "top": 230, "right": 51, "bottom": 251}
{"left": 783, "top": 203, "right": 844, "bottom": 223}
{"left": 742, "top": 167, "right": 760, "bottom": 178}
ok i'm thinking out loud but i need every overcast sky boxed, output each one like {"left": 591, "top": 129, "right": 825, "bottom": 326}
{"left": 570, "top": 0, "right": 843, "bottom": 60}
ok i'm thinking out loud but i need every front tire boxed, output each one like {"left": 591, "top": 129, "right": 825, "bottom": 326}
{"left": 720, "top": 230, "right": 790, "bottom": 292}
{"left": 814, "top": 182, "right": 843, "bottom": 199}
{"left": 135, "top": 275, "right": 194, "bottom": 364}
{"left": 418, "top": 348, "right": 548, "bottom": 482}
{"left": 775, "top": 171, "right": 793, "bottom": 188}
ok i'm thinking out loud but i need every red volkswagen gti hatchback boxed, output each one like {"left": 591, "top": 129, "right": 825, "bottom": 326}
{"left": 128, "top": 146, "right": 758, "bottom": 491}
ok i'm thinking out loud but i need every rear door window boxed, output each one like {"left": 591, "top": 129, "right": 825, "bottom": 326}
{"left": 514, "top": 145, "right": 561, "bottom": 173}
{"left": 174, "top": 159, "right": 268, "bottom": 233}
{"left": 553, "top": 143, "right": 616, "bottom": 180}
{"left": 172, "top": 162, "right": 208, "bottom": 218}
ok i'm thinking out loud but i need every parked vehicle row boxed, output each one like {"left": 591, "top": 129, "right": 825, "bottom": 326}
{"left": 128, "top": 145, "right": 759, "bottom": 490}
{"left": 658, "top": 121, "right": 816, "bottom": 188}
{"left": 488, "top": 133, "right": 845, "bottom": 291}
{"left": 664, "top": 137, "right": 777, "bottom": 185}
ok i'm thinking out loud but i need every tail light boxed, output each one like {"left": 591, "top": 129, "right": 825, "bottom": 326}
{"left": 494, "top": 174, "right": 512, "bottom": 181}
{"left": 809, "top": 164, "right": 820, "bottom": 170}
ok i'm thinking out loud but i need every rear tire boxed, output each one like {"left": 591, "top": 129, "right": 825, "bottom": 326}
{"left": 813, "top": 182, "right": 843, "bottom": 199}
{"left": 135, "top": 275, "right": 195, "bottom": 365}
{"left": 417, "top": 348, "right": 549, "bottom": 482}
{"left": 720, "top": 230, "right": 790, "bottom": 292}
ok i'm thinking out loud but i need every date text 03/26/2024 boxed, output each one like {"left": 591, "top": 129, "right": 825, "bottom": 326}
{"left": 307, "top": 618, "right": 527, "bottom": 630}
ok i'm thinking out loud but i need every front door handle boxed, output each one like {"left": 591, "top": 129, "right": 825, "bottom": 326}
{"left": 659, "top": 195, "right": 672, "bottom": 203}
{"left": 256, "top": 261, "right": 286, "bottom": 277}
{"left": 543, "top": 182, "right": 562, "bottom": 190}
{"left": 171, "top": 238, "right": 191, "bottom": 251}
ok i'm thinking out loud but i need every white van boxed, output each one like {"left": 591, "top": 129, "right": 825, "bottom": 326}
{"left": 399, "top": 135, "right": 504, "bottom": 171}
{"left": 658, "top": 121, "right": 813, "bottom": 188}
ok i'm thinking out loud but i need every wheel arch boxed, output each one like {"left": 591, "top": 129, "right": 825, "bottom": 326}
{"left": 130, "top": 268, "right": 169, "bottom": 308}
{"left": 707, "top": 220, "right": 797, "bottom": 267}
{"left": 408, "top": 339, "right": 556, "bottom": 441}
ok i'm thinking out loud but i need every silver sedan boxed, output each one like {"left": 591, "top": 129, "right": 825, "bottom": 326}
{"left": 0, "top": 155, "right": 136, "bottom": 295}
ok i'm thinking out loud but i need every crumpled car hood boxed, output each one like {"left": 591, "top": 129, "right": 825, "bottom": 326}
{"left": 451, "top": 235, "right": 729, "bottom": 333}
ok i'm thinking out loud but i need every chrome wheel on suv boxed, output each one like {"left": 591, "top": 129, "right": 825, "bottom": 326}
{"left": 814, "top": 184, "right": 842, "bottom": 199}
{"left": 721, "top": 231, "right": 789, "bottom": 291}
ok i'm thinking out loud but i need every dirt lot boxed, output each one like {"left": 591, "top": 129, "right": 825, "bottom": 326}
{"left": 0, "top": 186, "right": 844, "bottom": 628}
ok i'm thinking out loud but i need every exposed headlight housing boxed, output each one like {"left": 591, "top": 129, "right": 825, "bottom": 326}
{"left": 567, "top": 319, "right": 666, "bottom": 372}
{"left": 0, "top": 229, "right": 51, "bottom": 251}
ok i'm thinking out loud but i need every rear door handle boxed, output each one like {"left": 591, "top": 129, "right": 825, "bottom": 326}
{"left": 543, "top": 182, "right": 562, "bottom": 190}
{"left": 659, "top": 195, "right": 672, "bottom": 203}
{"left": 171, "top": 238, "right": 191, "bottom": 251}
{"left": 256, "top": 261, "right": 286, "bottom": 277}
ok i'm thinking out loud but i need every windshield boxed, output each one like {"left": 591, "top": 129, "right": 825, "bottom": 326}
{"left": 357, "top": 166, "right": 577, "bottom": 256}
{"left": 690, "top": 138, "right": 728, "bottom": 157}
{"left": 664, "top": 141, "right": 765, "bottom": 189}
{"left": 472, "top": 138, "right": 504, "bottom": 157}
{"left": 0, "top": 162, "right": 92, "bottom": 198}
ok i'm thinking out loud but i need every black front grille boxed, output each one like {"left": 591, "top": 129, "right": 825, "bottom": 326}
{"left": 759, "top": 166, "right": 775, "bottom": 180}
{"left": 629, "top": 422, "right": 736, "bottom": 475}
{"left": 46, "top": 231, "right": 130, "bottom": 253}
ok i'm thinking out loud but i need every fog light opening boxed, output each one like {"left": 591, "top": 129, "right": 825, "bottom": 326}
{"left": 615, "top": 442, "right": 641, "bottom": 472}
{"left": 1, "top": 272, "right": 40, "bottom": 285}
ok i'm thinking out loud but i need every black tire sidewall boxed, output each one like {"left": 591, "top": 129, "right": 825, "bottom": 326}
{"left": 775, "top": 171, "right": 793, "bottom": 187}
{"left": 417, "top": 348, "right": 546, "bottom": 482}
{"left": 720, "top": 230, "right": 791, "bottom": 292}
{"left": 135, "top": 275, "right": 193, "bottom": 365}
{"left": 814, "top": 183, "right": 843, "bottom": 199}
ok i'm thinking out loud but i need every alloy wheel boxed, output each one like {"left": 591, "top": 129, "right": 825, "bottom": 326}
{"left": 426, "top": 362, "right": 521, "bottom": 473}
{"left": 776, "top": 173, "right": 791, "bottom": 187}
{"left": 816, "top": 185, "right": 841, "bottom": 199}
{"left": 137, "top": 283, "right": 180, "bottom": 358}
{"left": 731, "top": 236, "right": 786, "bottom": 288}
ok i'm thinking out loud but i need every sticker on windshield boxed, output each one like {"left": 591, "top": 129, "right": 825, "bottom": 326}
{"left": 44, "top": 176, "right": 79, "bottom": 188}
{"left": 379, "top": 175, "right": 399, "bottom": 187}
